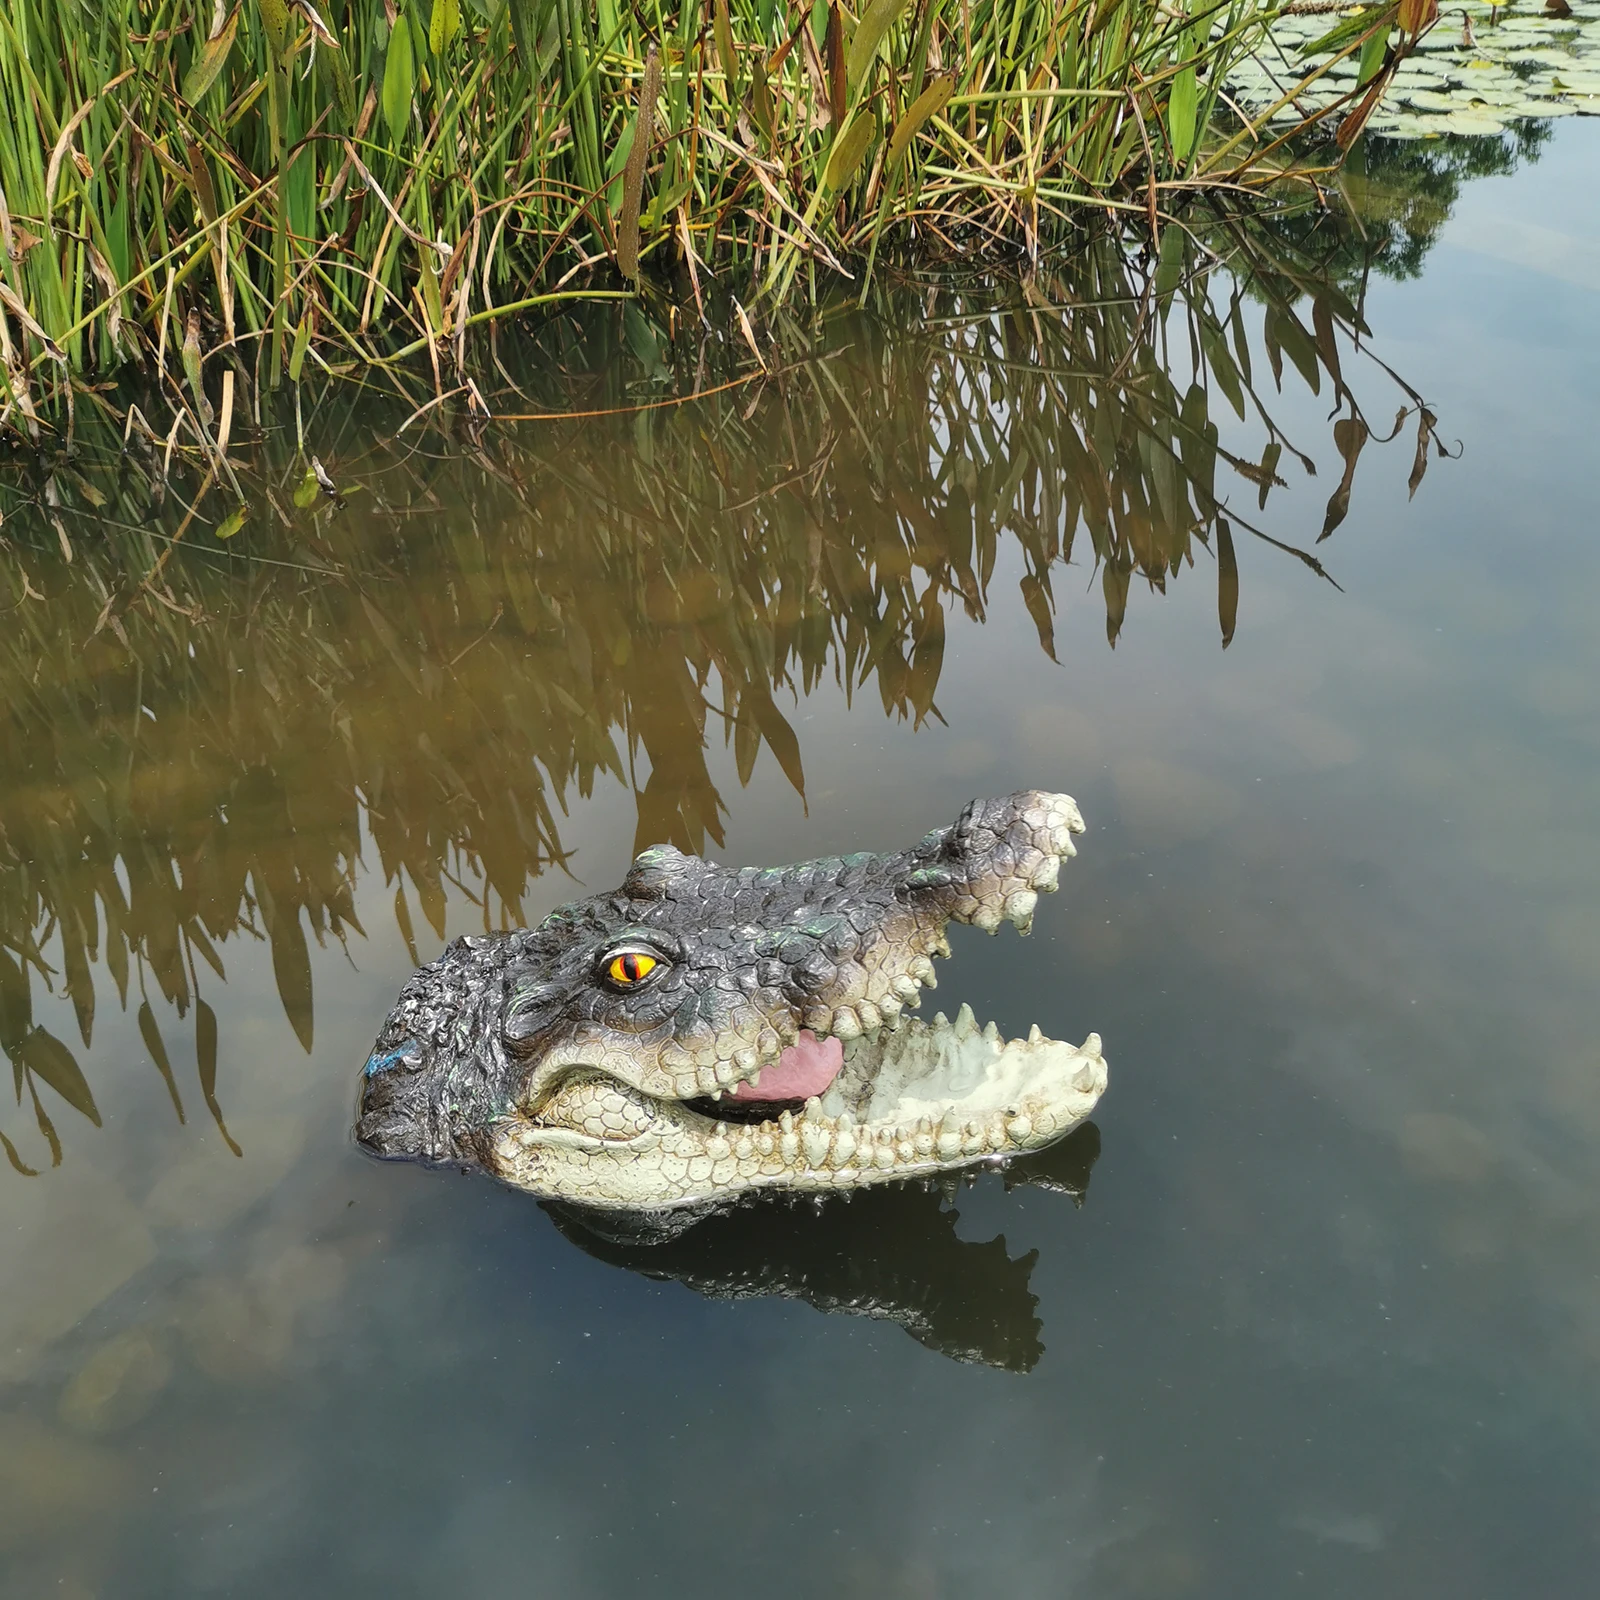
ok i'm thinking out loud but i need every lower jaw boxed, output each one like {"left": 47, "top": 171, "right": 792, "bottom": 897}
{"left": 666, "top": 1007, "right": 1108, "bottom": 1196}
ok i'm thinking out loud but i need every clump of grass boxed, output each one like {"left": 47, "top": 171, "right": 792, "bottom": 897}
{"left": 0, "top": 0, "right": 1440, "bottom": 438}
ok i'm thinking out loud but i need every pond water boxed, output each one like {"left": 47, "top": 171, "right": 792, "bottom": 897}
{"left": 3, "top": 127, "right": 1599, "bottom": 1597}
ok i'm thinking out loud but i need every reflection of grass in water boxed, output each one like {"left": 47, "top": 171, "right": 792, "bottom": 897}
{"left": 0, "top": 228, "right": 1440, "bottom": 1171}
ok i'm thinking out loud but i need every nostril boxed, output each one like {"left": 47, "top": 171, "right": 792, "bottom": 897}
{"left": 364, "top": 1039, "right": 424, "bottom": 1078}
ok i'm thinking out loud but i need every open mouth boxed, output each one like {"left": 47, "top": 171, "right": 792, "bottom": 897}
{"left": 515, "top": 997, "right": 1105, "bottom": 1190}
{"left": 680, "top": 1007, "right": 1105, "bottom": 1167}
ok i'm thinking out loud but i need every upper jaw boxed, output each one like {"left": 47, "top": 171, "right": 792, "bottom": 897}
{"left": 515, "top": 790, "right": 1085, "bottom": 1115}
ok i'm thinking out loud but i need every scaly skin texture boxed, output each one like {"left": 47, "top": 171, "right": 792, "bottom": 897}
{"left": 355, "top": 791, "right": 1105, "bottom": 1211}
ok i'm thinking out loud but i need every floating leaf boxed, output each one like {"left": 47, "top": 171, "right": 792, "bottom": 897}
{"left": 215, "top": 504, "right": 248, "bottom": 540}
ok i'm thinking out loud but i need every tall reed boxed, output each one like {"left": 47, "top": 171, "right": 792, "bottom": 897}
{"left": 0, "top": 0, "right": 1431, "bottom": 436}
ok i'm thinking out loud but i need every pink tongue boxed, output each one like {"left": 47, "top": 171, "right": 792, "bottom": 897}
{"left": 728, "top": 1030, "right": 843, "bottom": 1102}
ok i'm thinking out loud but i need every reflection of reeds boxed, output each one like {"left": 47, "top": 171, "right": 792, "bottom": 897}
{"left": 0, "top": 0, "right": 1435, "bottom": 431}
{"left": 0, "top": 230, "right": 1434, "bottom": 1171}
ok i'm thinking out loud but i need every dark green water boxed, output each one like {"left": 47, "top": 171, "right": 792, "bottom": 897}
{"left": 2, "top": 129, "right": 1598, "bottom": 1597}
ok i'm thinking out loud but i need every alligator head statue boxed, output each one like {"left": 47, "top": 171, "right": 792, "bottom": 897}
{"left": 355, "top": 790, "right": 1107, "bottom": 1211}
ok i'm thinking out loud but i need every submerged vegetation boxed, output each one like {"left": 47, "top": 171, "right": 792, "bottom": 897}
{"left": 0, "top": 223, "right": 1446, "bottom": 1172}
{"left": 0, "top": 0, "right": 1453, "bottom": 435}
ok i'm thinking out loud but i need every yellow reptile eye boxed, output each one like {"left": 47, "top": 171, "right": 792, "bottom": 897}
{"left": 607, "top": 950, "right": 658, "bottom": 986}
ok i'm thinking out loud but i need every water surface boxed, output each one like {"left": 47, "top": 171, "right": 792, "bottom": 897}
{"left": 2, "top": 129, "right": 1598, "bottom": 1597}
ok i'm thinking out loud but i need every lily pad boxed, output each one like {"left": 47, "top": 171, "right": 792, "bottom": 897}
{"left": 1229, "top": 4, "right": 1600, "bottom": 140}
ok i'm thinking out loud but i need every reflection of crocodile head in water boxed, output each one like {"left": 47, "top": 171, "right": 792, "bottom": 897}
{"left": 355, "top": 791, "right": 1107, "bottom": 1210}
{"left": 545, "top": 1125, "right": 1103, "bottom": 1371}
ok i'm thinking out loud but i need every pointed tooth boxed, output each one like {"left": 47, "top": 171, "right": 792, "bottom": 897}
{"left": 804, "top": 1096, "right": 825, "bottom": 1124}
{"left": 954, "top": 1003, "right": 977, "bottom": 1039}
{"left": 973, "top": 904, "right": 1003, "bottom": 934}
{"left": 982, "top": 1020, "right": 1001, "bottom": 1044}
{"left": 802, "top": 1126, "right": 831, "bottom": 1168}
{"left": 707, "top": 1133, "right": 731, "bottom": 1159}
{"left": 1005, "top": 889, "right": 1038, "bottom": 929}
{"left": 837, "top": 1108, "right": 854, "bottom": 1128}
{"left": 937, "top": 1122, "right": 963, "bottom": 1158}
{"left": 735, "top": 1133, "right": 755, "bottom": 1160}
{"left": 1028, "top": 1023, "right": 1043, "bottom": 1045}
{"left": 830, "top": 1129, "right": 857, "bottom": 1168}
{"left": 756, "top": 1130, "right": 775, "bottom": 1156}
{"left": 856, "top": 1000, "right": 882, "bottom": 1030}
{"left": 1072, "top": 1059, "right": 1098, "bottom": 1092}
{"left": 778, "top": 1108, "right": 794, "bottom": 1132}
{"left": 780, "top": 1129, "right": 800, "bottom": 1163}
{"left": 933, "top": 1011, "right": 949, "bottom": 1029}
{"left": 893, "top": 974, "right": 921, "bottom": 1001}
{"left": 832, "top": 1007, "right": 863, "bottom": 1041}
{"left": 1082, "top": 1032, "right": 1103, "bottom": 1059}
{"left": 711, "top": 1089, "right": 723, "bottom": 1102}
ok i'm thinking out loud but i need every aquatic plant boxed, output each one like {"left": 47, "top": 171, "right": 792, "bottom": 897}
{"left": 0, "top": 227, "right": 1441, "bottom": 1172}
{"left": 0, "top": 0, "right": 1443, "bottom": 435}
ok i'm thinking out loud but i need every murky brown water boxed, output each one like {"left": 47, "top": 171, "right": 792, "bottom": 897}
{"left": 3, "top": 130, "right": 1598, "bottom": 1597}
